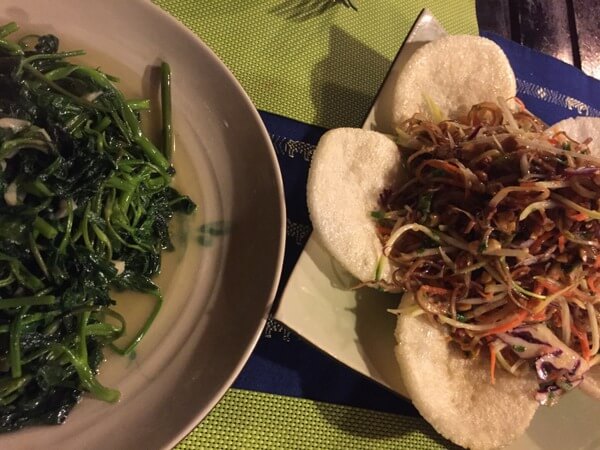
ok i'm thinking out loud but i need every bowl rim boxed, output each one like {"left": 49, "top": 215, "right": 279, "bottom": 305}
{"left": 140, "top": 1, "right": 287, "bottom": 446}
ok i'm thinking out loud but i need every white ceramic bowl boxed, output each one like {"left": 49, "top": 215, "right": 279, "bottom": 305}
{"left": 0, "top": 1, "right": 285, "bottom": 449}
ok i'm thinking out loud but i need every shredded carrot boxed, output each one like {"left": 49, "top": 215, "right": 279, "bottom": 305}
{"left": 535, "top": 278, "right": 562, "bottom": 294}
{"left": 571, "top": 324, "right": 591, "bottom": 361}
{"left": 588, "top": 273, "right": 600, "bottom": 294}
{"left": 558, "top": 235, "right": 566, "bottom": 253}
{"left": 483, "top": 310, "right": 529, "bottom": 336}
{"left": 433, "top": 161, "right": 462, "bottom": 176}
{"left": 488, "top": 343, "right": 496, "bottom": 385}
{"left": 567, "top": 209, "right": 588, "bottom": 222}
{"left": 529, "top": 311, "right": 547, "bottom": 322}
{"left": 419, "top": 285, "right": 450, "bottom": 296}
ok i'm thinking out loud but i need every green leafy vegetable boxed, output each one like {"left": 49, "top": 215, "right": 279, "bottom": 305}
{"left": 0, "top": 23, "right": 196, "bottom": 431}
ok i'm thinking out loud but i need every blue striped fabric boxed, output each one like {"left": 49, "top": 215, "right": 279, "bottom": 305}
{"left": 484, "top": 32, "right": 600, "bottom": 124}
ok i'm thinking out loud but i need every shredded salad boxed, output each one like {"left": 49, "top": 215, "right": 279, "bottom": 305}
{"left": 378, "top": 99, "right": 600, "bottom": 405}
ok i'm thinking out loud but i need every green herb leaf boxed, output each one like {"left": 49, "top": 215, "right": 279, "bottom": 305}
{"left": 456, "top": 313, "right": 468, "bottom": 323}
{"left": 416, "top": 192, "right": 433, "bottom": 221}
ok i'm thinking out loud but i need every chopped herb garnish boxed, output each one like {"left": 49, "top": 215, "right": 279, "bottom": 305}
{"left": 416, "top": 192, "right": 433, "bottom": 221}
{"left": 478, "top": 240, "right": 488, "bottom": 253}
{"left": 512, "top": 345, "right": 526, "bottom": 353}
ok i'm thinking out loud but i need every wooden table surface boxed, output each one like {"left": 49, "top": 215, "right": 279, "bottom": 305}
{"left": 476, "top": 0, "right": 600, "bottom": 79}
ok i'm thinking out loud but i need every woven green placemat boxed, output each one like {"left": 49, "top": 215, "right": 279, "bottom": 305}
{"left": 154, "top": 0, "right": 478, "bottom": 129}
{"left": 175, "top": 389, "right": 456, "bottom": 450}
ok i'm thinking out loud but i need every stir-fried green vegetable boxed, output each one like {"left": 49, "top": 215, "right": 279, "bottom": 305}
{"left": 0, "top": 22, "right": 195, "bottom": 431}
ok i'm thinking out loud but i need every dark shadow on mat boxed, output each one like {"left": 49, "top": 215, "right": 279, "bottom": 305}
{"left": 270, "top": 0, "right": 339, "bottom": 22}
{"left": 314, "top": 400, "right": 461, "bottom": 447}
{"left": 310, "top": 26, "right": 392, "bottom": 129}
{"left": 352, "top": 288, "right": 406, "bottom": 392}
{"left": 323, "top": 290, "right": 459, "bottom": 446}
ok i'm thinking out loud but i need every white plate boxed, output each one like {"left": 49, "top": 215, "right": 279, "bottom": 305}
{"left": 0, "top": 1, "right": 285, "bottom": 449}
{"left": 276, "top": 9, "right": 600, "bottom": 450}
